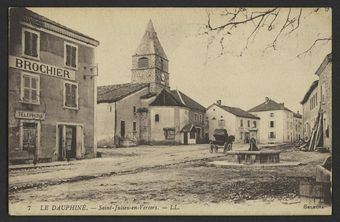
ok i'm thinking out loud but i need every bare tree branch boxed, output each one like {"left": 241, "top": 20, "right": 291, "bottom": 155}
{"left": 297, "top": 37, "right": 332, "bottom": 58}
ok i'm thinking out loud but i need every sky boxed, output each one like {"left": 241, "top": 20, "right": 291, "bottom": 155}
{"left": 29, "top": 7, "right": 331, "bottom": 113}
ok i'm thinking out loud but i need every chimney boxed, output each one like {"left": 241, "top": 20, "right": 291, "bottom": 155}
{"left": 216, "top": 100, "right": 221, "bottom": 105}
{"left": 265, "top": 97, "right": 270, "bottom": 103}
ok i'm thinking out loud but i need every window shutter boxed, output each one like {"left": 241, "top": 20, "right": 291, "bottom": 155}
{"left": 24, "top": 31, "right": 30, "bottom": 56}
{"left": 71, "top": 46, "right": 76, "bottom": 67}
{"left": 32, "top": 33, "right": 38, "bottom": 57}
{"left": 66, "top": 46, "right": 71, "bottom": 66}
{"left": 71, "top": 84, "right": 77, "bottom": 107}
{"left": 65, "top": 83, "right": 71, "bottom": 106}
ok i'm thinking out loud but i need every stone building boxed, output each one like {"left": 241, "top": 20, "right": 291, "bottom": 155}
{"left": 206, "top": 101, "right": 260, "bottom": 143}
{"left": 293, "top": 111, "right": 303, "bottom": 141}
{"left": 8, "top": 8, "right": 99, "bottom": 163}
{"left": 316, "top": 53, "right": 332, "bottom": 149}
{"left": 248, "top": 97, "right": 295, "bottom": 144}
{"left": 300, "top": 80, "right": 319, "bottom": 140}
{"left": 96, "top": 20, "right": 206, "bottom": 147}
{"left": 300, "top": 53, "right": 332, "bottom": 149}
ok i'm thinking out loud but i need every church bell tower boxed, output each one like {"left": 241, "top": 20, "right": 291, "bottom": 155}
{"left": 131, "top": 20, "right": 170, "bottom": 93}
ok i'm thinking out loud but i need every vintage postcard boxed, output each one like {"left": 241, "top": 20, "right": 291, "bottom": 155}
{"left": 8, "top": 7, "right": 332, "bottom": 215}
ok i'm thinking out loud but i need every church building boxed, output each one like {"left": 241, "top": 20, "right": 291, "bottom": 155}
{"left": 96, "top": 20, "right": 206, "bottom": 147}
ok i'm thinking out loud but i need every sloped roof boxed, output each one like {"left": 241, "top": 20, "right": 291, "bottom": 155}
{"left": 293, "top": 112, "right": 302, "bottom": 118}
{"left": 134, "top": 20, "right": 168, "bottom": 59}
{"left": 248, "top": 98, "right": 293, "bottom": 113}
{"left": 315, "top": 53, "right": 332, "bottom": 76}
{"left": 181, "top": 124, "right": 196, "bottom": 133}
{"left": 97, "top": 83, "right": 149, "bottom": 103}
{"left": 10, "top": 8, "right": 99, "bottom": 46}
{"left": 170, "top": 90, "right": 206, "bottom": 112}
{"left": 300, "top": 80, "right": 319, "bottom": 105}
{"left": 215, "top": 104, "right": 260, "bottom": 119}
{"left": 149, "top": 89, "right": 186, "bottom": 107}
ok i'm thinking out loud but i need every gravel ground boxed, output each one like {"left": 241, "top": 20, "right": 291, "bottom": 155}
{"left": 8, "top": 143, "right": 331, "bottom": 215}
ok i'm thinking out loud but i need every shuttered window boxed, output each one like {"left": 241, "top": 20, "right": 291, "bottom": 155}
{"left": 21, "top": 73, "right": 40, "bottom": 104}
{"left": 65, "top": 43, "right": 78, "bottom": 68}
{"left": 64, "top": 81, "right": 78, "bottom": 109}
{"left": 23, "top": 29, "right": 39, "bottom": 58}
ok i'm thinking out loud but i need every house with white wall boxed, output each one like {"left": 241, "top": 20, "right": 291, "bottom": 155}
{"left": 248, "top": 97, "right": 295, "bottom": 144}
{"left": 206, "top": 101, "right": 260, "bottom": 143}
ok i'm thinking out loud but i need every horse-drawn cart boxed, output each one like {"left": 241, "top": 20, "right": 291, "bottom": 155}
{"left": 209, "top": 129, "right": 235, "bottom": 153}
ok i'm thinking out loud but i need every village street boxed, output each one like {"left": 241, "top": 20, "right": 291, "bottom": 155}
{"left": 8, "top": 143, "right": 331, "bottom": 215}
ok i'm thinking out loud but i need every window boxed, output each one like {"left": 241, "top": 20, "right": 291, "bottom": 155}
{"left": 21, "top": 73, "right": 40, "bottom": 104}
{"left": 22, "top": 28, "right": 40, "bottom": 59}
{"left": 270, "top": 113, "right": 274, "bottom": 117}
{"left": 218, "top": 119, "right": 225, "bottom": 127}
{"left": 138, "top": 57, "right": 149, "bottom": 68}
{"left": 21, "top": 121, "right": 38, "bottom": 151}
{"left": 253, "top": 121, "right": 257, "bottom": 128}
{"left": 164, "top": 128, "right": 175, "bottom": 140}
{"left": 247, "top": 120, "right": 250, "bottom": 127}
{"left": 194, "top": 114, "right": 198, "bottom": 121}
{"left": 240, "top": 119, "right": 243, "bottom": 127}
{"left": 269, "top": 132, "right": 276, "bottom": 139}
{"left": 64, "top": 81, "right": 78, "bottom": 109}
{"left": 270, "top": 121, "right": 275, "bottom": 128}
{"left": 133, "top": 122, "right": 137, "bottom": 131}
{"left": 240, "top": 132, "right": 243, "bottom": 140}
{"left": 155, "top": 114, "right": 160, "bottom": 122}
{"left": 133, "top": 106, "right": 136, "bottom": 114}
{"left": 199, "top": 114, "right": 202, "bottom": 122}
{"left": 64, "top": 42, "right": 78, "bottom": 69}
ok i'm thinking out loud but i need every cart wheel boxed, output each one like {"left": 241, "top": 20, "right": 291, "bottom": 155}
{"left": 209, "top": 142, "right": 214, "bottom": 153}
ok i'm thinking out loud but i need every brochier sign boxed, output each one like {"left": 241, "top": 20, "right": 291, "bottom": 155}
{"left": 9, "top": 56, "right": 76, "bottom": 81}
{"left": 15, "top": 110, "right": 45, "bottom": 120}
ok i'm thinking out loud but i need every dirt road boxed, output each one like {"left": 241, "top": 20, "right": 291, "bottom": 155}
{"left": 8, "top": 144, "right": 331, "bottom": 215}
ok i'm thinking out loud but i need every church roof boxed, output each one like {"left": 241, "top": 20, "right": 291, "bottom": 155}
{"left": 97, "top": 83, "right": 149, "bottom": 104}
{"left": 170, "top": 90, "right": 206, "bottom": 112}
{"left": 149, "top": 89, "right": 186, "bottom": 107}
{"left": 214, "top": 104, "right": 260, "bottom": 119}
{"left": 248, "top": 98, "right": 293, "bottom": 113}
{"left": 134, "top": 20, "right": 168, "bottom": 60}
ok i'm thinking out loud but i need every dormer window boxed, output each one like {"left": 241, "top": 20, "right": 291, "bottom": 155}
{"left": 138, "top": 57, "right": 149, "bottom": 68}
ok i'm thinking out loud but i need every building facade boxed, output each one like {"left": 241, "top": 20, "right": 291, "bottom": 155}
{"left": 96, "top": 20, "right": 206, "bottom": 147}
{"left": 248, "top": 97, "right": 295, "bottom": 144}
{"left": 300, "top": 80, "right": 320, "bottom": 141}
{"left": 293, "top": 111, "right": 303, "bottom": 141}
{"left": 8, "top": 8, "right": 99, "bottom": 163}
{"left": 316, "top": 53, "right": 332, "bottom": 149}
{"left": 206, "top": 101, "right": 260, "bottom": 143}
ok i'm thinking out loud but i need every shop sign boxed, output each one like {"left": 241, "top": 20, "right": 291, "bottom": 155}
{"left": 9, "top": 56, "right": 76, "bottom": 81}
{"left": 15, "top": 110, "right": 45, "bottom": 120}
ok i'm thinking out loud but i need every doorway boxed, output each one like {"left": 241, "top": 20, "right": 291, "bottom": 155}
{"left": 183, "top": 132, "right": 188, "bottom": 145}
{"left": 121, "top": 121, "right": 125, "bottom": 138}
{"left": 57, "top": 124, "right": 82, "bottom": 161}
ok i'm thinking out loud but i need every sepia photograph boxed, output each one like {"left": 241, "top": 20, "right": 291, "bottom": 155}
{"left": 7, "top": 7, "right": 332, "bottom": 216}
